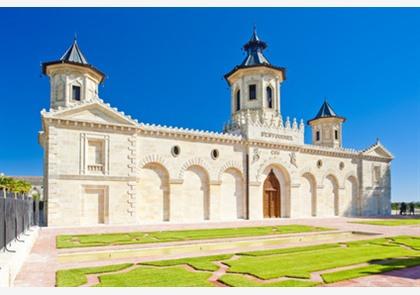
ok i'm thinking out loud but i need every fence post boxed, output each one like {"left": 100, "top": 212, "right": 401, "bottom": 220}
{"left": 1, "top": 187, "right": 5, "bottom": 252}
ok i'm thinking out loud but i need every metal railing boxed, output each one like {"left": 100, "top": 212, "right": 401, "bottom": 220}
{"left": 0, "top": 189, "right": 45, "bottom": 252}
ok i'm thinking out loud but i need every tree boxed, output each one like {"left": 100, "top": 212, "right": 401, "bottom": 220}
{"left": 0, "top": 176, "right": 32, "bottom": 195}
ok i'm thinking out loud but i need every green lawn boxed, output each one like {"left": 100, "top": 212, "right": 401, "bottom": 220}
{"left": 56, "top": 236, "right": 420, "bottom": 287}
{"left": 97, "top": 265, "right": 214, "bottom": 287}
{"left": 56, "top": 224, "right": 330, "bottom": 249}
{"left": 219, "top": 274, "right": 319, "bottom": 287}
{"left": 56, "top": 263, "right": 132, "bottom": 287}
{"left": 141, "top": 254, "right": 233, "bottom": 271}
{"left": 223, "top": 237, "right": 420, "bottom": 280}
{"left": 351, "top": 219, "right": 420, "bottom": 226}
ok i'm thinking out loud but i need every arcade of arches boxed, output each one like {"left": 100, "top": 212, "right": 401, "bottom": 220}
{"left": 135, "top": 162, "right": 364, "bottom": 223}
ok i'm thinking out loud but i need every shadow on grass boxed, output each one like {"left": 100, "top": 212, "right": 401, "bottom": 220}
{"left": 322, "top": 257, "right": 420, "bottom": 284}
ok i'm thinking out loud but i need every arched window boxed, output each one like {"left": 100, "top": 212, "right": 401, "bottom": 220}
{"left": 235, "top": 90, "right": 241, "bottom": 111}
{"left": 266, "top": 86, "right": 273, "bottom": 109}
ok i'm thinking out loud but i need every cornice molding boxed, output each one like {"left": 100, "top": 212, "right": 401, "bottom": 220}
{"left": 42, "top": 116, "right": 392, "bottom": 163}
{"left": 52, "top": 174, "right": 137, "bottom": 181}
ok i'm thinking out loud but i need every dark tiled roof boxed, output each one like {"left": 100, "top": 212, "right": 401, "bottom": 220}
{"left": 307, "top": 100, "right": 346, "bottom": 124}
{"left": 42, "top": 39, "right": 105, "bottom": 83}
{"left": 225, "top": 27, "right": 285, "bottom": 82}
{"left": 60, "top": 39, "right": 89, "bottom": 64}
{"left": 241, "top": 28, "right": 270, "bottom": 67}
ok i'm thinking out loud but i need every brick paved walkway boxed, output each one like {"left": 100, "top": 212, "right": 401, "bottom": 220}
{"left": 13, "top": 216, "right": 420, "bottom": 287}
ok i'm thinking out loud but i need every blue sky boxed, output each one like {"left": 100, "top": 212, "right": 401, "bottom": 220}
{"left": 0, "top": 8, "right": 418, "bottom": 202}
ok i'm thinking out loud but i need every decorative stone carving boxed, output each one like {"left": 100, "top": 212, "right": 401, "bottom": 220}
{"left": 252, "top": 148, "right": 260, "bottom": 163}
{"left": 289, "top": 152, "right": 297, "bottom": 168}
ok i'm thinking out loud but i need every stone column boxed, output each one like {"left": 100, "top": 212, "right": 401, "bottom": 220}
{"left": 288, "top": 184, "right": 300, "bottom": 218}
{"left": 169, "top": 179, "right": 183, "bottom": 222}
{"left": 209, "top": 180, "right": 221, "bottom": 221}
{"left": 315, "top": 184, "right": 324, "bottom": 217}
{"left": 248, "top": 181, "right": 262, "bottom": 220}
{"left": 338, "top": 187, "right": 345, "bottom": 216}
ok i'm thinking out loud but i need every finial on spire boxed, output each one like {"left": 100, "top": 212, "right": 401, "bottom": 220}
{"left": 74, "top": 33, "right": 78, "bottom": 42}
{"left": 240, "top": 25, "right": 269, "bottom": 66}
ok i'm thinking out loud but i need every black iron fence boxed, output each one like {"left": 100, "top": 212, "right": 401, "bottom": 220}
{"left": 0, "top": 189, "right": 45, "bottom": 252}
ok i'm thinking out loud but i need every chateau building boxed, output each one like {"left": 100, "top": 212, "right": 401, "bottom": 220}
{"left": 38, "top": 30, "right": 393, "bottom": 226}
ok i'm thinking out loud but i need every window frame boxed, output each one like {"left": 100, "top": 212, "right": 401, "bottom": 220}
{"left": 266, "top": 86, "right": 273, "bottom": 108}
{"left": 72, "top": 85, "right": 81, "bottom": 101}
{"left": 80, "top": 133, "right": 110, "bottom": 175}
{"left": 235, "top": 89, "right": 241, "bottom": 111}
{"left": 249, "top": 84, "right": 257, "bottom": 100}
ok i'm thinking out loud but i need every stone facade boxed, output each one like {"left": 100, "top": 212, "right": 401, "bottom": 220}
{"left": 38, "top": 34, "right": 393, "bottom": 227}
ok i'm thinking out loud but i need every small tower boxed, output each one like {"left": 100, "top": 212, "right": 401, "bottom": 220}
{"left": 308, "top": 100, "right": 346, "bottom": 148}
{"left": 224, "top": 27, "right": 286, "bottom": 120}
{"left": 42, "top": 38, "right": 105, "bottom": 109}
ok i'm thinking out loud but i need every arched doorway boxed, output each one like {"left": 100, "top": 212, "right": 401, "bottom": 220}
{"left": 263, "top": 170, "right": 281, "bottom": 218}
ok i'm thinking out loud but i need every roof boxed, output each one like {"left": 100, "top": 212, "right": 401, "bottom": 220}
{"left": 241, "top": 27, "right": 270, "bottom": 66}
{"left": 60, "top": 39, "right": 89, "bottom": 64}
{"left": 42, "top": 38, "right": 105, "bottom": 83}
{"left": 361, "top": 139, "right": 394, "bottom": 159}
{"left": 307, "top": 100, "right": 346, "bottom": 124}
{"left": 225, "top": 27, "right": 285, "bottom": 82}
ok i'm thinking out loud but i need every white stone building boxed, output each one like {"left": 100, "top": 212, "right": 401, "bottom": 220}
{"left": 38, "top": 30, "right": 393, "bottom": 226}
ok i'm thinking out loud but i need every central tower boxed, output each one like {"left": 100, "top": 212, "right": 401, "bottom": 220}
{"left": 224, "top": 28, "right": 286, "bottom": 120}
{"left": 224, "top": 28, "right": 304, "bottom": 144}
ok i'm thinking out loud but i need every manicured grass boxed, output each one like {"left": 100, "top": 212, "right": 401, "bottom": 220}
{"left": 391, "top": 236, "right": 420, "bottom": 250}
{"left": 97, "top": 265, "right": 214, "bottom": 287}
{"left": 223, "top": 238, "right": 420, "bottom": 280}
{"left": 55, "top": 236, "right": 420, "bottom": 287}
{"left": 141, "top": 254, "right": 233, "bottom": 271}
{"left": 351, "top": 219, "right": 420, "bottom": 226}
{"left": 56, "top": 263, "right": 132, "bottom": 287}
{"left": 322, "top": 256, "right": 420, "bottom": 283}
{"left": 219, "top": 274, "right": 319, "bottom": 287}
{"left": 56, "top": 224, "right": 330, "bottom": 249}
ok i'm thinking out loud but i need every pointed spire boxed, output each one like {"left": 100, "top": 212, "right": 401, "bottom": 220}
{"left": 224, "top": 26, "right": 286, "bottom": 84}
{"left": 241, "top": 26, "right": 270, "bottom": 66}
{"left": 315, "top": 100, "right": 338, "bottom": 118}
{"left": 42, "top": 37, "right": 105, "bottom": 83}
{"left": 249, "top": 25, "right": 260, "bottom": 42}
{"left": 60, "top": 38, "right": 89, "bottom": 65}
{"left": 307, "top": 99, "right": 346, "bottom": 124}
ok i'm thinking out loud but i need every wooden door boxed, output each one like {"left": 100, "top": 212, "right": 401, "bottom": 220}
{"left": 263, "top": 170, "right": 281, "bottom": 218}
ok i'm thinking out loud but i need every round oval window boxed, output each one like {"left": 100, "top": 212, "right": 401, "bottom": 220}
{"left": 317, "top": 159, "right": 323, "bottom": 168}
{"left": 211, "top": 149, "right": 219, "bottom": 159}
{"left": 171, "top": 145, "right": 180, "bottom": 157}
